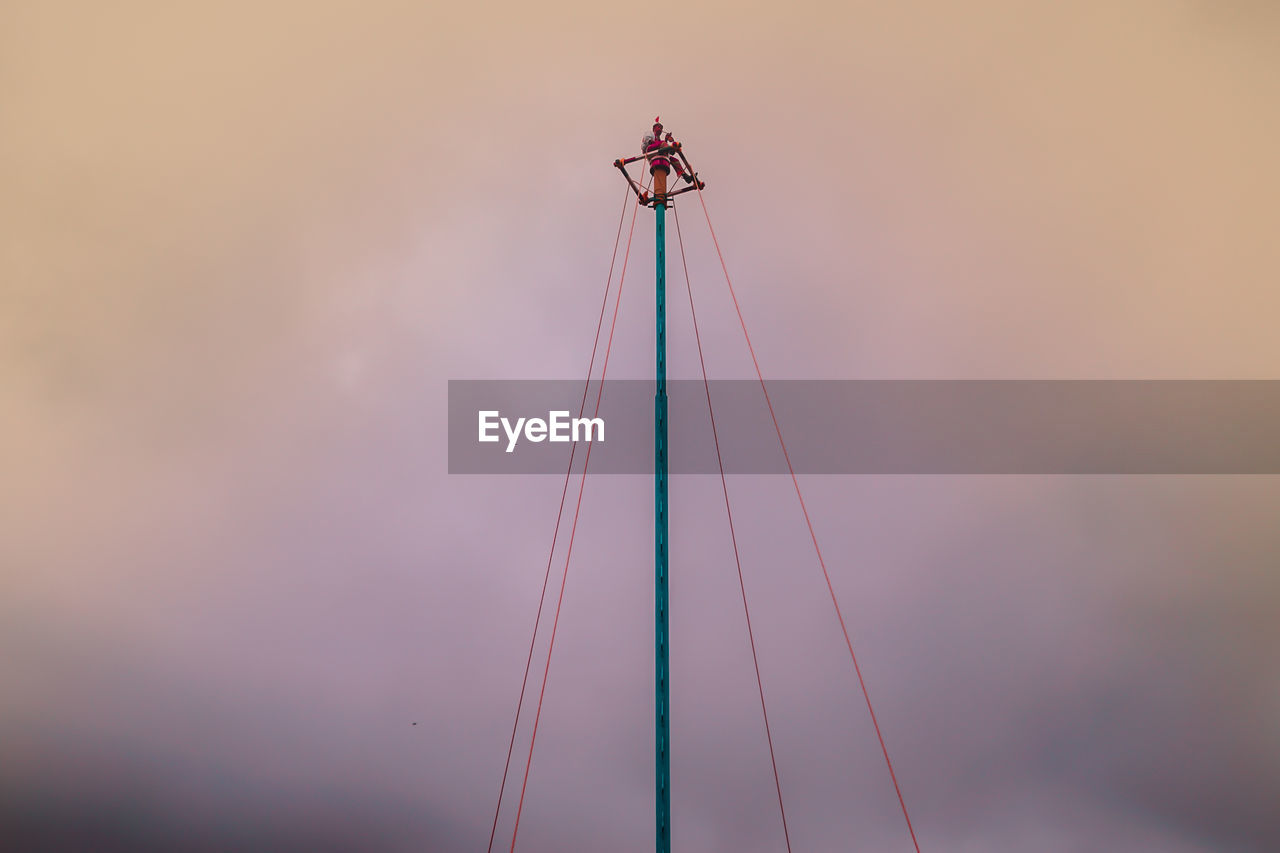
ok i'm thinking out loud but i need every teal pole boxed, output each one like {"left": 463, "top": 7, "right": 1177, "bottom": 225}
{"left": 654, "top": 196, "right": 671, "bottom": 853}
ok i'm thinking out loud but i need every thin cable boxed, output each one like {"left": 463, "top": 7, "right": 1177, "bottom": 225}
{"left": 694, "top": 188, "right": 922, "bottom": 853}
{"left": 673, "top": 205, "right": 793, "bottom": 852}
{"left": 508, "top": 174, "right": 649, "bottom": 852}
{"left": 486, "top": 184, "right": 633, "bottom": 853}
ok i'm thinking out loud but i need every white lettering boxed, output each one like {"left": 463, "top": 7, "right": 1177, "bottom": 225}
{"left": 549, "top": 410, "right": 570, "bottom": 442}
{"left": 573, "top": 416, "right": 604, "bottom": 442}
{"left": 478, "top": 411, "right": 499, "bottom": 443}
{"left": 502, "top": 417, "right": 525, "bottom": 453}
{"left": 482, "top": 410, "right": 605, "bottom": 452}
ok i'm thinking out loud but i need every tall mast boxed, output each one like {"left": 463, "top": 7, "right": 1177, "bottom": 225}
{"left": 653, "top": 152, "right": 671, "bottom": 853}
{"left": 614, "top": 121, "right": 702, "bottom": 853}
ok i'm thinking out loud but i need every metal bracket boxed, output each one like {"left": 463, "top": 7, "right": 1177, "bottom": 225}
{"left": 613, "top": 142, "right": 706, "bottom": 207}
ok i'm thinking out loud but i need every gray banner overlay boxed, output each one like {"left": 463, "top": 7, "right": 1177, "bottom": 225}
{"left": 448, "top": 380, "right": 1280, "bottom": 474}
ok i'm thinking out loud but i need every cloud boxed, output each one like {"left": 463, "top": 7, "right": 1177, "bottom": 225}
{"left": 1, "top": 2, "right": 1277, "bottom": 851}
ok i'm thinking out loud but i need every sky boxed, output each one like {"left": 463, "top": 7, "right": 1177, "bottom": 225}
{"left": 2, "top": 1, "right": 1279, "bottom": 851}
